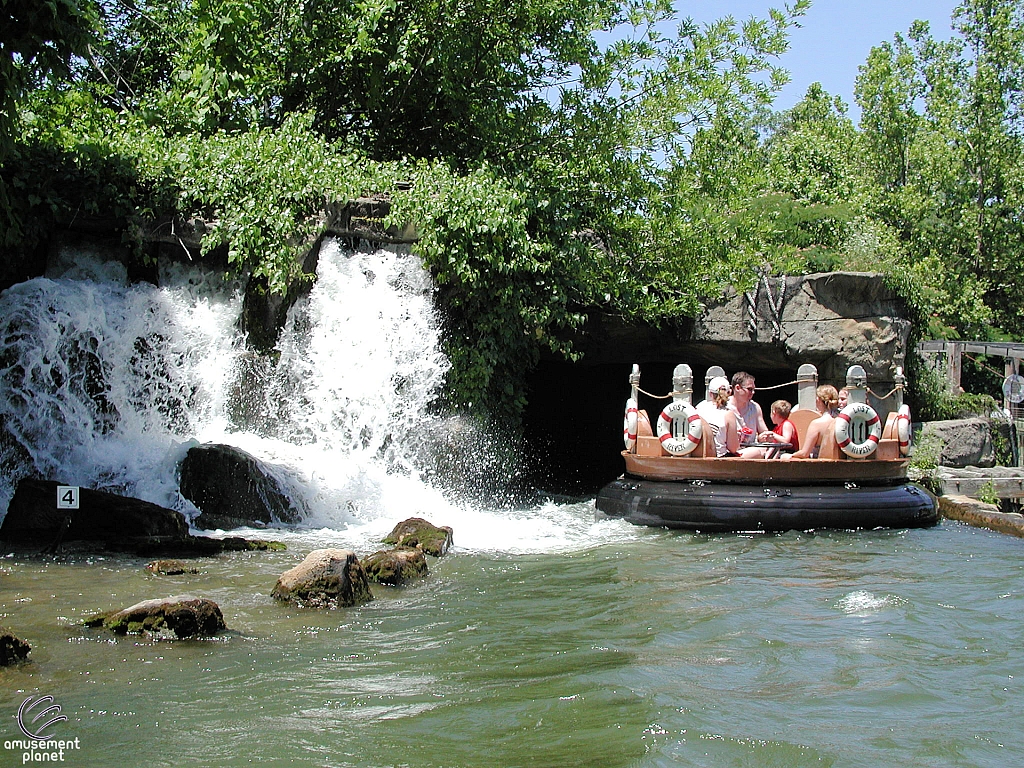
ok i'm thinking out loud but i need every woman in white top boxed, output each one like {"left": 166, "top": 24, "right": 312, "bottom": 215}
{"left": 697, "top": 377, "right": 741, "bottom": 457}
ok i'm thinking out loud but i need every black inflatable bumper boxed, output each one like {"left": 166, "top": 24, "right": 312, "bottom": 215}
{"left": 595, "top": 477, "right": 939, "bottom": 532}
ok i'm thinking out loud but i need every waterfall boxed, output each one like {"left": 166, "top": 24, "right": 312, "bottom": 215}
{"left": 0, "top": 238, "right": 622, "bottom": 552}
{"left": 0, "top": 239, "right": 452, "bottom": 518}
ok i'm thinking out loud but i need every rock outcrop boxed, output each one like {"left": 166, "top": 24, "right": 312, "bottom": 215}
{"left": 0, "top": 478, "right": 286, "bottom": 556}
{"left": 85, "top": 596, "right": 227, "bottom": 638}
{"left": 382, "top": 518, "right": 453, "bottom": 557}
{"left": 271, "top": 549, "right": 373, "bottom": 608}
{"left": 1, "top": 479, "right": 189, "bottom": 545}
{"left": 575, "top": 271, "right": 910, "bottom": 387}
{"left": 179, "top": 443, "right": 303, "bottom": 530}
{"left": 918, "top": 418, "right": 995, "bottom": 468}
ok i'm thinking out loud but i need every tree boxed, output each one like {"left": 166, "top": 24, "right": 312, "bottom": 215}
{"left": 1, "top": 0, "right": 99, "bottom": 156}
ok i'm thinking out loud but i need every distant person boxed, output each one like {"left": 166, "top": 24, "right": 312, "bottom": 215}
{"left": 782, "top": 385, "right": 839, "bottom": 460}
{"left": 697, "top": 376, "right": 741, "bottom": 457}
{"left": 727, "top": 371, "right": 768, "bottom": 449}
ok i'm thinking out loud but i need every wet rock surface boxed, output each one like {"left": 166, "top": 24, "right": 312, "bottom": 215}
{"left": 85, "top": 596, "right": 227, "bottom": 638}
{"left": 382, "top": 517, "right": 453, "bottom": 557}
{"left": 272, "top": 549, "right": 373, "bottom": 608}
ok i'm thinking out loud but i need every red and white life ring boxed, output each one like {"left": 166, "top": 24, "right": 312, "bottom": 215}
{"left": 623, "top": 398, "right": 639, "bottom": 451}
{"left": 896, "top": 404, "right": 912, "bottom": 457}
{"left": 835, "top": 402, "right": 882, "bottom": 458}
{"left": 656, "top": 400, "right": 703, "bottom": 456}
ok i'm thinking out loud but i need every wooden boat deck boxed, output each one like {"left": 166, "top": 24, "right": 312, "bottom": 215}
{"left": 622, "top": 451, "right": 910, "bottom": 484}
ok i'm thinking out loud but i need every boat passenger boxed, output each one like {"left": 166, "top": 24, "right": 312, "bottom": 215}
{"left": 727, "top": 371, "right": 769, "bottom": 449}
{"left": 838, "top": 386, "right": 849, "bottom": 410}
{"left": 781, "top": 385, "right": 839, "bottom": 460}
{"left": 696, "top": 376, "right": 741, "bottom": 457}
{"left": 745, "top": 399, "right": 800, "bottom": 458}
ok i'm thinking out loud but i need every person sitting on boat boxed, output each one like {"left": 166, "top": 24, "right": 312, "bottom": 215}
{"left": 745, "top": 399, "right": 800, "bottom": 458}
{"left": 838, "top": 386, "right": 849, "bottom": 410}
{"left": 781, "top": 385, "right": 839, "bottom": 460}
{"left": 696, "top": 376, "right": 741, "bottom": 457}
{"left": 727, "top": 371, "right": 768, "bottom": 449}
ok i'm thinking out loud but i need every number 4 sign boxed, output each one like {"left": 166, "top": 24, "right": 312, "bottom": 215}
{"left": 56, "top": 486, "right": 80, "bottom": 510}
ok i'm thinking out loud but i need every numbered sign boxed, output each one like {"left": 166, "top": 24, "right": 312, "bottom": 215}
{"left": 1004, "top": 374, "right": 1024, "bottom": 405}
{"left": 56, "top": 486, "right": 80, "bottom": 510}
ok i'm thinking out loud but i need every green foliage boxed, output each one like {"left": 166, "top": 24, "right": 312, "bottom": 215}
{"left": 977, "top": 480, "right": 999, "bottom": 506}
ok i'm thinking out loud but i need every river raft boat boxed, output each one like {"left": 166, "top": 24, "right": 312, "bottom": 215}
{"left": 595, "top": 363, "right": 939, "bottom": 532}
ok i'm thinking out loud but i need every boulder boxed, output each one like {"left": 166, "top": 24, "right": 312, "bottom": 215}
{"left": 363, "top": 547, "right": 428, "bottom": 586}
{"left": 179, "top": 444, "right": 303, "bottom": 530}
{"left": 85, "top": 596, "right": 226, "bottom": 638}
{"left": 1, "top": 479, "right": 189, "bottom": 545}
{"left": 0, "top": 627, "right": 31, "bottom": 666}
{"left": 919, "top": 418, "right": 995, "bottom": 468}
{"left": 382, "top": 517, "right": 453, "bottom": 557}
{"left": 271, "top": 549, "right": 373, "bottom": 608}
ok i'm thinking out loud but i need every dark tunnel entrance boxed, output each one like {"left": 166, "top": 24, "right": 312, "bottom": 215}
{"left": 522, "top": 357, "right": 800, "bottom": 496}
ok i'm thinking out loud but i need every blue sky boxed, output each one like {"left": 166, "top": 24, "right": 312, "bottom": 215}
{"left": 684, "top": 0, "right": 961, "bottom": 118}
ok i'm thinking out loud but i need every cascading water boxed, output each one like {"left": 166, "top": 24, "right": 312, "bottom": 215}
{"left": 0, "top": 238, "right": 622, "bottom": 552}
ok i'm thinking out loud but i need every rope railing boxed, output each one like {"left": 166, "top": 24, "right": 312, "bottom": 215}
{"left": 752, "top": 379, "right": 800, "bottom": 392}
{"left": 638, "top": 380, "right": 904, "bottom": 400}
{"left": 866, "top": 386, "right": 902, "bottom": 401}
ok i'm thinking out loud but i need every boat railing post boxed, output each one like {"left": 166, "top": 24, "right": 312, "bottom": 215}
{"left": 795, "top": 364, "right": 818, "bottom": 411}
{"left": 703, "top": 365, "right": 726, "bottom": 402}
{"left": 629, "top": 364, "right": 640, "bottom": 405}
{"left": 672, "top": 364, "right": 693, "bottom": 404}
{"left": 846, "top": 365, "right": 868, "bottom": 405}
{"left": 893, "top": 366, "right": 906, "bottom": 410}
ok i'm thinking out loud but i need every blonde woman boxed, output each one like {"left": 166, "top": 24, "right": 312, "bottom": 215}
{"left": 781, "top": 385, "right": 839, "bottom": 460}
{"left": 696, "top": 377, "right": 741, "bottom": 457}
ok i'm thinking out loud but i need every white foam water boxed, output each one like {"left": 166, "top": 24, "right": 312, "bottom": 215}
{"left": 0, "top": 239, "right": 632, "bottom": 553}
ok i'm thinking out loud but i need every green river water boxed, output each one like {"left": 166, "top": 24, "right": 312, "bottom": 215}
{"left": 2, "top": 510, "right": 1021, "bottom": 768}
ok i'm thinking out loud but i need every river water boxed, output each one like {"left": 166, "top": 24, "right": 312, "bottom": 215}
{"left": 2, "top": 242, "right": 1023, "bottom": 766}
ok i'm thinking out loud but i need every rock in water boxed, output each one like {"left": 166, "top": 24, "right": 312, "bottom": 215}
{"left": 1, "top": 479, "right": 189, "bottom": 545}
{"left": 271, "top": 549, "right": 373, "bottom": 608}
{"left": 179, "top": 443, "right": 302, "bottom": 529}
{"left": 382, "top": 517, "right": 453, "bottom": 557}
{"left": 0, "top": 627, "right": 31, "bottom": 665}
{"left": 363, "top": 547, "right": 428, "bottom": 586}
{"left": 85, "top": 596, "right": 226, "bottom": 638}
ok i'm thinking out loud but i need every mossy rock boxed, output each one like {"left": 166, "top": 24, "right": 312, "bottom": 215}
{"left": 84, "top": 596, "right": 226, "bottom": 638}
{"left": 363, "top": 547, "right": 428, "bottom": 586}
{"left": 381, "top": 518, "right": 453, "bottom": 557}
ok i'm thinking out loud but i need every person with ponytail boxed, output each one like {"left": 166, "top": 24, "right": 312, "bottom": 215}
{"left": 781, "top": 385, "right": 839, "bottom": 460}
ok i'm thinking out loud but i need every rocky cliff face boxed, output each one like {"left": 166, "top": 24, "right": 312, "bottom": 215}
{"left": 569, "top": 271, "right": 910, "bottom": 391}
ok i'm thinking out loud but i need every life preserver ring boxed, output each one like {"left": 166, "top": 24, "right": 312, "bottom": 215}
{"left": 623, "top": 398, "right": 639, "bottom": 451}
{"left": 656, "top": 400, "right": 703, "bottom": 456}
{"left": 896, "top": 404, "right": 911, "bottom": 457}
{"left": 835, "top": 402, "right": 882, "bottom": 458}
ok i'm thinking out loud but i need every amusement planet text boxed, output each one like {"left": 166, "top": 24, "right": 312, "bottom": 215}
{"left": 4, "top": 737, "right": 81, "bottom": 763}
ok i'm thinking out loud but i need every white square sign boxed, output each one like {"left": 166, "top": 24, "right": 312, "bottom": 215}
{"left": 56, "top": 486, "right": 80, "bottom": 510}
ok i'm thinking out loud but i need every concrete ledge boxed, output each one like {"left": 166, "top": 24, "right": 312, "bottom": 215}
{"left": 939, "top": 494, "right": 1024, "bottom": 539}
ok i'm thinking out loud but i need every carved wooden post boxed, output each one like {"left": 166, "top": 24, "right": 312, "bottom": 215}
{"left": 795, "top": 364, "right": 818, "bottom": 411}
{"left": 893, "top": 366, "right": 906, "bottom": 410}
{"left": 703, "top": 365, "right": 726, "bottom": 402}
{"left": 846, "top": 365, "right": 868, "bottom": 405}
{"left": 673, "top": 364, "right": 693, "bottom": 405}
